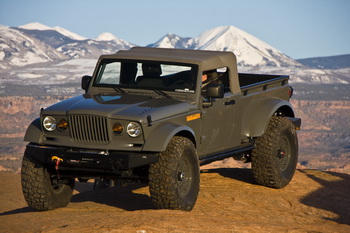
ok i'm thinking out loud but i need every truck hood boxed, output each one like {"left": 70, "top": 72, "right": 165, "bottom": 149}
{"left": 43, "top": 94, "right": 193, "bottom": 123}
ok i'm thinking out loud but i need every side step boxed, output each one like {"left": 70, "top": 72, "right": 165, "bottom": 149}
{"left": 199, "top": 144, "right": 255, "bottom": 166}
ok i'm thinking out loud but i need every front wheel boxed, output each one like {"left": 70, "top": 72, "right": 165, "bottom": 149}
{"left": 21, "top": 153, "right": 75, "bottom": 210}
{"left": 251, "top": 117, "right": 299, "bottom": 188}
{"left": 149, "top": 136, "right": 200, "bottom": 211}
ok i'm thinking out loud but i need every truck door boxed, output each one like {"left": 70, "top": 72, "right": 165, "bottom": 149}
{"left": 199, "top": 91, "right": 242, "bottom": 156}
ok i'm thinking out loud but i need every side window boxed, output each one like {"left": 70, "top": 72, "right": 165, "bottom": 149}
{"left": 202, "top": 67, "right": 230, "bottom": 92}
{"left": 217, "top": 67, "right": 230, "bottom": 92}
{"left": 97, "top": 62, "right": 121, "bottom": 85}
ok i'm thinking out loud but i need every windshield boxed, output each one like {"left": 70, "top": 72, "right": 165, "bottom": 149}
{"left": 94, "top": 60, "right": 198, "bottom": 93}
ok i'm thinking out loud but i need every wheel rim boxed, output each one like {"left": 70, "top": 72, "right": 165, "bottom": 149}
{"left": 176, "top": 151, "right": 193, "bottom": 198}
{"left": 277, "top": 135, "right": 292, "bottom": 172}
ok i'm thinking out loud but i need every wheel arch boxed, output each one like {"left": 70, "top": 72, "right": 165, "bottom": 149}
{"left": 24, "top": 118, "right": 44, "bottom": 143}
{"left": 174, "top": 130, "right": 196, "bottom": 148}
{"left": 142, "top": 123, "right": 196, "bottom": 152}
{"left": 242, "top": 98, "right": 295, "bottom": 138}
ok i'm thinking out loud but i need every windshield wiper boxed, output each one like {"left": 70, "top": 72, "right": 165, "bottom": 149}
{"left": 153, "top": 89, "right": 172, "bottom": 99}
{"left": 113, "top": 86, "right": 126, "bottom": 94}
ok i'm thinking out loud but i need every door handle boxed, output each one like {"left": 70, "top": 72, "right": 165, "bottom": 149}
{"left": 224, "top": 100, "right": 235, "bottom": 106}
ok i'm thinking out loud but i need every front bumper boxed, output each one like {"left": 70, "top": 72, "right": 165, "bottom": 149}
{"left": 25, "top": 144, "right": 159, "bottom": 173}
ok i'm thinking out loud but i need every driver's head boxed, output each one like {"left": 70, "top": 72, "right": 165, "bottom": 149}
{"left": 142, "top": 63, "right": 162, "bottom": 77}
{"left": 202, "top": 70, "right": 216, "bottom": 83}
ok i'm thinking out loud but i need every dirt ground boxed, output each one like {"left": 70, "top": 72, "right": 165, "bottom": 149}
{"left": 1, "top": 168, "right": 349, "bottom": 233}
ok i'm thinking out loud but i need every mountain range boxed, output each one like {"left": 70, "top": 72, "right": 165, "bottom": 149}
{"left": 150, "top": 26, "right": 301, "bottom": 67}
{"left": 1, "top": 22, "right": 300, "bottom": 68}
{"left": 0, "top": 22, "right": 349, "bottom": 87}
{"left": 297, "top": 54, "right": 350, "bottom": 69}
{"left": 0, "top": 22, "right": 134, "bottom": 69}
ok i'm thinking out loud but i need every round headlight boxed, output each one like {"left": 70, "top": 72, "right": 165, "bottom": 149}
{"left": 127, "top": 122, "right": 141, "bottom": 137}
{"left": 57, "top": 119, "right": 68, "bottom": 131}
{"left": 112, "top": 122, "right": 123, "bottom": 135}
{"left": 43, "top": 116, "right": 56, "bottom": 131}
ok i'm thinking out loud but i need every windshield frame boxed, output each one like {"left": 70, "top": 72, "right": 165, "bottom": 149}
{"left": 92, "top": 59, "right": 199, "bottom": 94}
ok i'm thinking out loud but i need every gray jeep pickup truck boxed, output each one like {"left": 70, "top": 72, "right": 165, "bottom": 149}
{"left": 21, "top": 47, "right": 301, "bottom": 211}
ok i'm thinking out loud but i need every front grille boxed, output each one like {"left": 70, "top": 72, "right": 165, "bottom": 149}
{"left": 69, "top": 115, "right": 110, "bottom": 143}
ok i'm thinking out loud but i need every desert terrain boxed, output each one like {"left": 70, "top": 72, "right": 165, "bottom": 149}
{"left": 1, "top": 168, "right": 349, "bottom": 232}
{"left": 0, "top": 89, "right": 349, "bottom": 232}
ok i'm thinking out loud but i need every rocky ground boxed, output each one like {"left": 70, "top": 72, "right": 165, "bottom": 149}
{"left": 1, "top": 168, "right": 349, "bottom": 233}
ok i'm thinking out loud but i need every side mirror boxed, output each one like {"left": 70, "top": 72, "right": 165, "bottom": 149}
{"left": 81, "top": 75, "right": 92, "bottom": 92}
{"left": 206, "top": 83, "right": 224, "bottom": 98}
{"left": 203, "top": 83, "right": 225, "bottom": 108}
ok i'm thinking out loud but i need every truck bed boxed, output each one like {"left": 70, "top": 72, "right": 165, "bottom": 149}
{"left": 218, "top": 72, "right": 289, "bottom": 94}
{"left": 238, "top": 73, "right": 289, "bottom": 96}
{"left": 238, "top": 73, "right": 289, "bottom": 88}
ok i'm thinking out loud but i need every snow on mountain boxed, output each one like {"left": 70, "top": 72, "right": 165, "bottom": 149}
{"left": 20, "top": 22, "right": 86, "bottom": 41}
{"left": 96, "top": 32, "right": 119, "bottom": 41}
{"left": 56, "top": 39, "right": 134, "bottom": 59}
{"left": 150, "top": 26, "right": 300, "bottom": 67}
{"left": 0, "top": 25, "right": 66, "bottom": 69}
{"left": 19, "top": 22, "right": 52, "bottom": 31}
{"left": 147, "top": 33, "right": 195, "bottom": 49}
{"left": 52, "top": 27, "right": 87, "bottom": 41}
{"left": 54, "top": 32, "right": 135, "bottom": 59}
{"left": 197, "top": 26, "right": 300, "bottom": 67}
{"left": 95, "top": 32, "right": 135, "bottom": 49}
{"left": 0, "top": 23, "right": 134, "bottom": 67}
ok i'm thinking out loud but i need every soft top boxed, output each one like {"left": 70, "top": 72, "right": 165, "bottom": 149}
{"left": 99, "top": 47, "right": 237, "bottom": 71}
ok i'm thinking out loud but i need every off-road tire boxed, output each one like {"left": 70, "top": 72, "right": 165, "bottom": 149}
{"left": 21, "top": 153, "right": 75, "bottom": 210}
{"left": 149, "top": 136, "right": 200, "bottom": 211}
{"left": 251, "top": 117, "right": 298, "bottom": 188}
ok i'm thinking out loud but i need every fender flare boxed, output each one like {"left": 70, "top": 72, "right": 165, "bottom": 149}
{"left": 142, "top": 123, "right": 195, "bottom": 152}
{"left": 24, "top": 118, "right": 44, "bottom": 143}
{"left": 242, "top": 98, "right": 294, "bottom": 137}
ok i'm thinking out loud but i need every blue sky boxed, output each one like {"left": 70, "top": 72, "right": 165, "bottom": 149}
{"left": 1, "top": 0, "right": 349, "bottom": 59}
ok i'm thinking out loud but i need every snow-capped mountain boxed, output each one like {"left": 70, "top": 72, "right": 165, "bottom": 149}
{"left": 147, "top": 33, "right": 195, "bottom": 49}
{"left": 18, "top": 22, "right": 52, "bottom": 31}
{"left": 0, "top": 23, "right": 134, "bottom": 68}
{"left": 148, "top": 26, "right": 301, "bottom": 67}
{"left": 0, "top": 25, "right": 67, "bottom": 69}
{"left": 1, "top": 22, "right": 349, "bottom": 85}
{"left": 197, "top": 26, "right": 300, "bottom": 67}
{"left": 53, "top": 27, "right": 87, "bottom": 41}
{"left": 1, "top": 23, "right": 299, "bottom": 68}
{"left": 56, "top": 39, "right": 134, "bottom": 59}
{"left": 19, "top": 22, "right": 86, "bottom": 41}
{"left": 96, "top": 32, "right": 119, "bottom": 41}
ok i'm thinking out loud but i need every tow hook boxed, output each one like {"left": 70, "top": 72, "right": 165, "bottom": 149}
{"left": 52, "top": 156, "right": 63, "bottom": 176}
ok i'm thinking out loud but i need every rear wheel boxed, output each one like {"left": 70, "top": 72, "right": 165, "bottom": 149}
{"left": 251, "top": 117, "right": 298, "bottom": 188}
{"left": 149, "top": 136, "right": 200, "bottom": 211}
{"left": 21, "top": 153, "right": 75, "bottom": 210}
